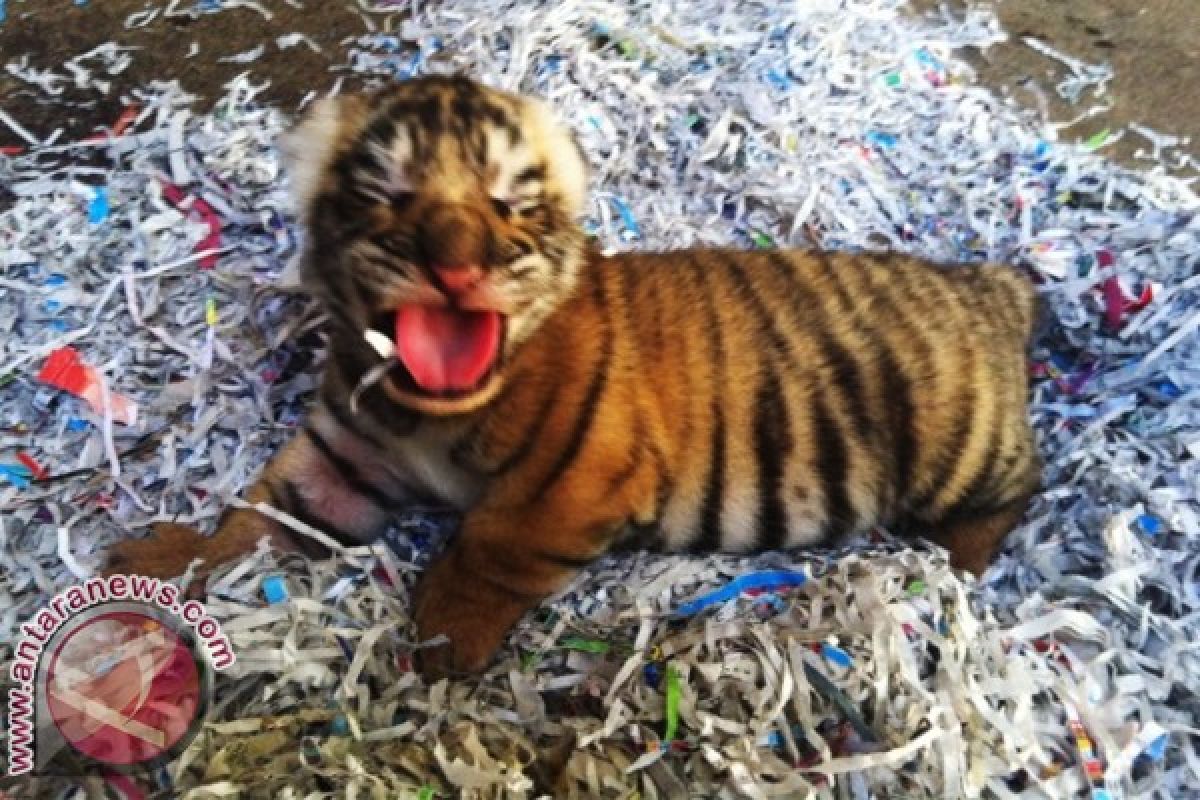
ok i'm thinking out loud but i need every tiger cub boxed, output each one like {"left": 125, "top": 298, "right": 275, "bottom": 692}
{"left": 107, "top": 74, "right": 1040, "bottom": 676}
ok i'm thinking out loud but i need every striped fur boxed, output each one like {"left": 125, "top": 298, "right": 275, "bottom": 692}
{"left": 107, "top": 76, "right": 1040, "bottom": 676}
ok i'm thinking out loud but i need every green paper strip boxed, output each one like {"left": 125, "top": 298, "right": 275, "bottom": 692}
{"left": 751, "top": 231, "right": 775, "bottom": 249}
{"left": 663, "top": 664, "right": 681, "bottom": 744}
{"left": 1084, "top": 128, "right": 1111, "bottom": 150}
{"left": 561, "top": 636, "right": 611, "bottom": 654}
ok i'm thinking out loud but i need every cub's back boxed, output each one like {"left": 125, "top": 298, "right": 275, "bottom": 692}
{"left": 590, "top": 248, "right": 1039, "bottom": 553}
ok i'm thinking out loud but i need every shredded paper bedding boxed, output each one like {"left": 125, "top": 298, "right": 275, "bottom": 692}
{"left": 1, "top": 1, "right": 1198, "bottom": 797}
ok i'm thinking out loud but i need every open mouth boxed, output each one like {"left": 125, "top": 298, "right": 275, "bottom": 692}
{"left": 371, "top": 306, "right": 506, "bottom": 401}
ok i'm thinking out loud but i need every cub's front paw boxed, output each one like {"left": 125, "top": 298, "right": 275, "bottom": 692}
{"left": 412, "top": 550, "right": 532, "bottom": 680}
{"left": 104, "top": 522, "right": 211, "bottom": 579}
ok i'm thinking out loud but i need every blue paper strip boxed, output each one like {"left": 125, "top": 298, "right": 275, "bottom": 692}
{"left": 88, "top": 187, "right": 109, "bottom": 224}
{"left": 674, "top": 569, "right": 807, "bottom": 617}
{"left": 0, "top": 464, "right": 33, "bottom": 489}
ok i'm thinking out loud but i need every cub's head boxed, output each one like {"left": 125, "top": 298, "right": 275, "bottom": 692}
{"left": 283, "top": 75, "right": 588, "bottom": 415}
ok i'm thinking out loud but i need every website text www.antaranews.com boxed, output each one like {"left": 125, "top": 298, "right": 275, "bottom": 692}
{"left": 6, "top": 573, "right": 234, "bottom": 775}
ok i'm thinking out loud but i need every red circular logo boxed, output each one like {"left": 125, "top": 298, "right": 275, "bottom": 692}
{"left": 44, "top": 610, "right": 202, "bottom": 765}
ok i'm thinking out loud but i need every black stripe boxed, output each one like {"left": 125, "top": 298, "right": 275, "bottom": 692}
{"left": 813, "top": 399, "right": 852, "bottom": 535}
{"left": 370, "top": 234, "right": 416, "bottom": 261}
{"left": 602, "top": 265, "right": 651, "bottom": 497}
{"left": 863, "top": 257, "right": 943, "bottom": 502}
{"left": 719, "top": 256, "right": 797, "bottom": 549}
{"left": 385, "top": 95, "right": 443, "bottom": 134}
{"left": 530, "top": 275, "right": 613, "bottom": 499}
{"left": 693, "top": 404, "right": 727, "bottom": 552}
{"left": 509, "top": 235, "right": 536, "bottom": 259}
{"left": 872, "top": 262, "right": 933, "bottom": 498}
{"left": 320, "top": 297, "right": 360, "bottom": 335}
{"left": 645, "top": 267, "right": 666, "bottom": 360}
{"left": 877, "top": 347, "right": 916, "bottom": 509}
{"left": 907, "top": 396, "right": 972, "bottom": 513}
{"left": 322, "top": 396, "right": 377, "bottom": 444}
{"left": 753, "top": 369, "right": 792, "bottom": 550}
{"left": 303, "top": 424, "right": 400, "bottom": 511}
{"left": 451, "top": 88, "right": 479, "bottom": 140}
{"left": 764, "top": 252, "right": 872, "bottom": 433}
{"left": 941, "top": 344, "right": 1009, "bottom": 518}
{"left": 818, "top": 255, "right": 917, "bottom": 512}
{"left": 321, "top": 266, "right": 352, "bottom": 309}
{"left": 964, "top": 269, "right": 1008, "bottom": 329}
{"left": 612, "top": 432, "right": 671, "bottom": 554}
{"left": 674, "top": 269, "right": 697, "bottom": 474}
{"left": 948, "top": 428, "right": 1003, "bottom": 516}
{"left": 988, "top": 271, "right": 1025, "bottom": 336}
{"left": 610, "top": 259, "right": 641, "bottom": 359}
{"left": 470, "top": 126, "right": 488, "bottom": 168}
{"left": 815, "top": 250, "right": 857, "bottom": 310}
{"left": 906, "top": 285, "right": 977, "bottom": 514}
{"left": 264, "top": 480, "right": 286, "bottom": 509}
{"left": 364, "top": 113, "right": 398, "bottom": 152}
{"left": 644, "top": 435, "right": 671, "bottom": 523}
{"left": 281, "top": 480, "right": 362, "bottom": 547}
{"left": 513, "top": 164, "right": 547, "bottom": 186}
{"left": 690, "top": 258, "right": 728, "bottom": 552}
{"left": 615, "top": 521, "right": 664, "bottom": 552}
{"left": 723, "top": 257, "right": 798, "bottom": 355}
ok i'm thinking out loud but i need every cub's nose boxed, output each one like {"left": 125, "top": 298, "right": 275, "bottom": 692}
{"left": 419, "top": 203, "right": 488, "bottom": 274}
{"left": 433, "top": 264, "right": 484, "bottom": 295}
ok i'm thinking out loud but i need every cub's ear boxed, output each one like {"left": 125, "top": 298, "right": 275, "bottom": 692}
{"left": 280, "top": 93, "right": 369, "bottom": 218}
{"left": 521, "top": 97, "right": 589, "bottom": 219}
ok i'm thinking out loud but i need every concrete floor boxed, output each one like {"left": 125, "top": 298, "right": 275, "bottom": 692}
{"left": 912, "top": 0, "right": 1200, "bottom": 169}
{"left": 1, "top": 0, "right": 1197, "bottom": 169}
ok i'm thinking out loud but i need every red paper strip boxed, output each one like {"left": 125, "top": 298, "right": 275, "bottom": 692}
{"left": 16, "top": 452, "right": 48, "bottom": 481}
{"left": 37, "top": 347, "right": 139, "bottom": 425}
{"left": 161, "top": 182, "right": 222, "bottom": 270}
{"left": 81, "top": 104, "right": 143, "bottom": 144}
{"left": 1102, "top": 276, "right": 1154, "bottom": 330}
{"left": 37, "top": 347, "right": 90, "bottom": 394}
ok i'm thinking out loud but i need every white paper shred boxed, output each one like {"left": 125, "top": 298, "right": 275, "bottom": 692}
{"left": 2, "top": 1, "right": 1198, "bottom": 798}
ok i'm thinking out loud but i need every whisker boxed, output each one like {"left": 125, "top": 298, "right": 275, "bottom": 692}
{"left": 349, "top": 358, "right": 397, "bottom": 414}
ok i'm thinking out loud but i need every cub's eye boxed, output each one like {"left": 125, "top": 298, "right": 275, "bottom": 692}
{"left": 390, "top": 191, "right": 416, "bottom": 211}
{"left": 490, "top": 197, "right": 513, "bottom": 219}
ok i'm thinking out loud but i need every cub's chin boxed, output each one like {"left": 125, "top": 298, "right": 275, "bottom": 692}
{"left": 380, "top": 370, "right": 506, "bottom": 416}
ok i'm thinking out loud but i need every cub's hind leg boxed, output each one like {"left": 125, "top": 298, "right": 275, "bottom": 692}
{"left": 922, "top": 431, "right": 1040, "bottom": 576}
{"left": 923, "top": 495, "right": 1032, "bottom": 576}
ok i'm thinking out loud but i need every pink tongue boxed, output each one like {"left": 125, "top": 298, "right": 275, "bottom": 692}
{"left": 394, "top": 306, "right": 502, "bottom": 392}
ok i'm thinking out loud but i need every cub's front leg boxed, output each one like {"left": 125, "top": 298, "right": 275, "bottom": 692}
{"left": 413, "top": 503, "right": 611, "bottom": 677}
{"left": 105, "top": 407, "right": 400, "bottom": 579}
